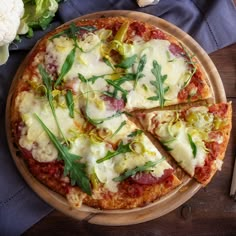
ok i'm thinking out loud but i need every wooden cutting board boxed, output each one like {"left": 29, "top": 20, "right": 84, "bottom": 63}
{"left": 5, "top": 10, "right": 226, "bottom": 226}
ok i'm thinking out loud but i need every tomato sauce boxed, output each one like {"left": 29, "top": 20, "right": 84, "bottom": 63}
{"left": 19, "top": 146, "right": 70, "bottom": 195}
{"left": 195, "top": 141, "right": 221, "bottom": 183}
{"left": 119, "top": 169, "right": 174, "bottom": 198}
{"left": 209, "top": 103, "right": 228, "bottom": 119}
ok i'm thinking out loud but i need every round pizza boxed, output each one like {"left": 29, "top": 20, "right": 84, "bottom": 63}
{"left": 9, "top": 16, "right": 232, "bottom": 210}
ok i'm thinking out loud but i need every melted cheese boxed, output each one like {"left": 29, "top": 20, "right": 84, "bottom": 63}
{"left": 148, "top": 110, "right": 207, "bottom": 176}
{"left": 46, "top": 33, "right": 114, "bottom": 81}
{"left": 124, "top": 39, "right": 189, "bottom": 109}
{"left": 69, "top": 135, "right": 119, "bottom": 192}
{"left": 46, "top": 33, "right": 190, "bottom": 110}
{"left": 16, "top": 91, "right": 81, "bottom": 162}
{"left": 17, "top": 31, "right": 192, "bottom": 194}
{"left": 69, "top": 132, "right": 172, "bottom": 193}
{"left": 114, "top": 133, "right": 172, "bottom": 178}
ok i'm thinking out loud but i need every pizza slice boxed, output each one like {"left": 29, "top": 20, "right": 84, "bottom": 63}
{"left": 67, "top": 124, "right": 182, "bottom": 209}
{"left": 137, "top": 103, "right": 232, "bottom": 185}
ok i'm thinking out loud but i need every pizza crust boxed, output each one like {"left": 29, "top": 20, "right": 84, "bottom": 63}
{"left": 68, "top": 175, "right": 181, "bottom": 209}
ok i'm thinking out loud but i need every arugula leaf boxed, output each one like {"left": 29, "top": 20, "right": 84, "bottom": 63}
{"left": 65, "top": 90, "right": 74, "bottom": 118}
{"left": 134, "top": 54, "right": 147, "bottom": 87}
{"left": 115, "top": 54, "right": 137, "bottom": 69}
{"left": 85, "top": 110, "right": 122, "bottom": 126}
{"left": 161, "top": 143, "right": 173, "bottom": 151}
{"left": 106, "top": 79, "right": 128, "bottom": 95}
{"left": 96, "top": 141, "right": 131, "bottom": 163}
{"left": 78, "top": 73, "right": 87, "bottom": 83}
{"left": 38, "top": 65, "right": 67, "bottom": 143}
{"left": 103, "top": 57, "right": 115, "bottom": 70}
{"left": 147, "top": 87, "right": 169, "bottom": 101}
{"left": 128, "top": 130, "right": 143, "bottom": 138}
{"left": 115, "top": 73, "right": 136, "bottom": 84}
{"left": 55, "top": 47, "right": 76, "bottom": 87}
{"left": 187, "top": 133, "right": 197, "bottom": 158}
{"left": 35, "top": 114, "right": 91, "bottom": 195}
{"left": 77, "top": 55, "right": 145, "bottom": 101}
{"left": 111, "top": 121, "right": 126, "bottom": 138}
{"left": 113, "top": 160, "right": 164, "bottom": 182}
{"left": 105, "top": 79, "right": 128, "bottom": 101}
{"left": 148, "top": 60, "right": 168, "bottom": 107}
{"left": 78, "top": 72, "right": 119, "bottom": 84}
{"left": 160, "top": 138, "right": 175, "bottom": 152}
{"left": 50, "top": 23, "right": 96, "bottom": 40}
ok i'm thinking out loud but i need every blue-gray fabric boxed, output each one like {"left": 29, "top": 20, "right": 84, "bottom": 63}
{"left": 0, "top": 0, "right": 236, "bottom": 235}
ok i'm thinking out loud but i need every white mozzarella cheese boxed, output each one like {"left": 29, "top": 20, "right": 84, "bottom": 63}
{"left": 46, "top": 34, "right": 114, "bottom": 82}
{"left": 151, "top": 111, "right": 207, "bottom": 176}
{"left": 123, "top": 39, "right": 189, "bottom": 109}
{"left": 69, "top": 135, "right": 119, "bottom": 192}
{"left": 16, "top": 91, "right": 80, "bottom": 162}
{"left": 113, "top": 133, "right": 173, "bottom": 179}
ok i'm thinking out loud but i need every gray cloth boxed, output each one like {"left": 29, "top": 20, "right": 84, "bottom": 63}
{"left": 1, "top": 0, "right": 236, "bottom": 235}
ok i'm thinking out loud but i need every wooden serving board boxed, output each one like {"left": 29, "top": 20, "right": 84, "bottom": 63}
{"left": 5, "top": 10, "right": 226, "bottom": 226}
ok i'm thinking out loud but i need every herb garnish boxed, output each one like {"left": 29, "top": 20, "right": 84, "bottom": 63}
{"left": 35, "top": 114, "right": 91, "bottom": 195}
{"left": 65, "top": 90, "right": 74, "bottom": 118}
{"left": 54, "top": 23, "right": 97, "bottom": 87}
{"left": 103, "top": 57, "right": 115, "bottom": 70}
{"left": 78, "top": 72, "right": 122, "bottom": 84}
{"left": 55, "top": 47, "right": 76, "bottom": 87}
{"left": 50, "top": 23, "right": 96, "bottom": 40}
{"left": 78, "top": 54, "right": 146, "bottom": 101}
{"left": 161, "top": 143, "right": 174, "bottom": 152}
{"left": 38, "top": 65, "right": 67, "bottom": 143}
{"left": 134, "top": 54, "right": 147, "bottom": 87}
{"left": 111, "top": 121, "right": 126, "bottom": 138}
{"left": 187, "top": 133, "right": 197, "bottom": 158}
{"left": 161, "top": 138, "right": 175, "bottom": 152}
{"left": 147, "top": 60, "right": 169, "bottom": 107}
{"left": 96, "top": 141, "right": 131, "bottom": 163}
{"left": 85, "top": 110, "right": 123, "bottom": 126}
{"left": 105, "top": 79, "right": 128, "bottom": 100}
{"left": 115, "top": 54, "right": 137, "bottom": 69}
{"left": 113, "top": 159, "right": 164, "bottom": 182}
{"left": 128, "top": 129, "right": 143, "bottom": 138}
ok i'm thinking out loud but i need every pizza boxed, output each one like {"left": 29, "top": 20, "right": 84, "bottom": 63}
{"left": 9, "top": 16, "right": 231, "bottom": 210}
{"left": 137, "top": 103, "right": 232, "bottom": 185}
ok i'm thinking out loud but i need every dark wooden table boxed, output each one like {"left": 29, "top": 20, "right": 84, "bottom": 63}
{"left": 23, "top": 44, "right": 236, "bottom": 235}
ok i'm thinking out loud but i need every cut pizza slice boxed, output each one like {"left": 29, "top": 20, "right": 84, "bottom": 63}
{"left": 137, "top": 103, "right": 232, "bottom": 185}
{"left": 69, "top": 125, "right": 182, "bottom": 209}
{"left": 120, "top": 38, "right": 212, "bottom": 110}
{"left": 67, "top": 99, "right": 182, "bottom": 209}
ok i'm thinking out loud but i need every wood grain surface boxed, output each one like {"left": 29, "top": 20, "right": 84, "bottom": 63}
{"left": 21, "top": 41, "right": 236, "bottom": 236}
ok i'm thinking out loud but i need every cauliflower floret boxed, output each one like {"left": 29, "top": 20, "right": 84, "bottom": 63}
{"left": 0, "top": 0, "right": 24, "bottom": 65}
